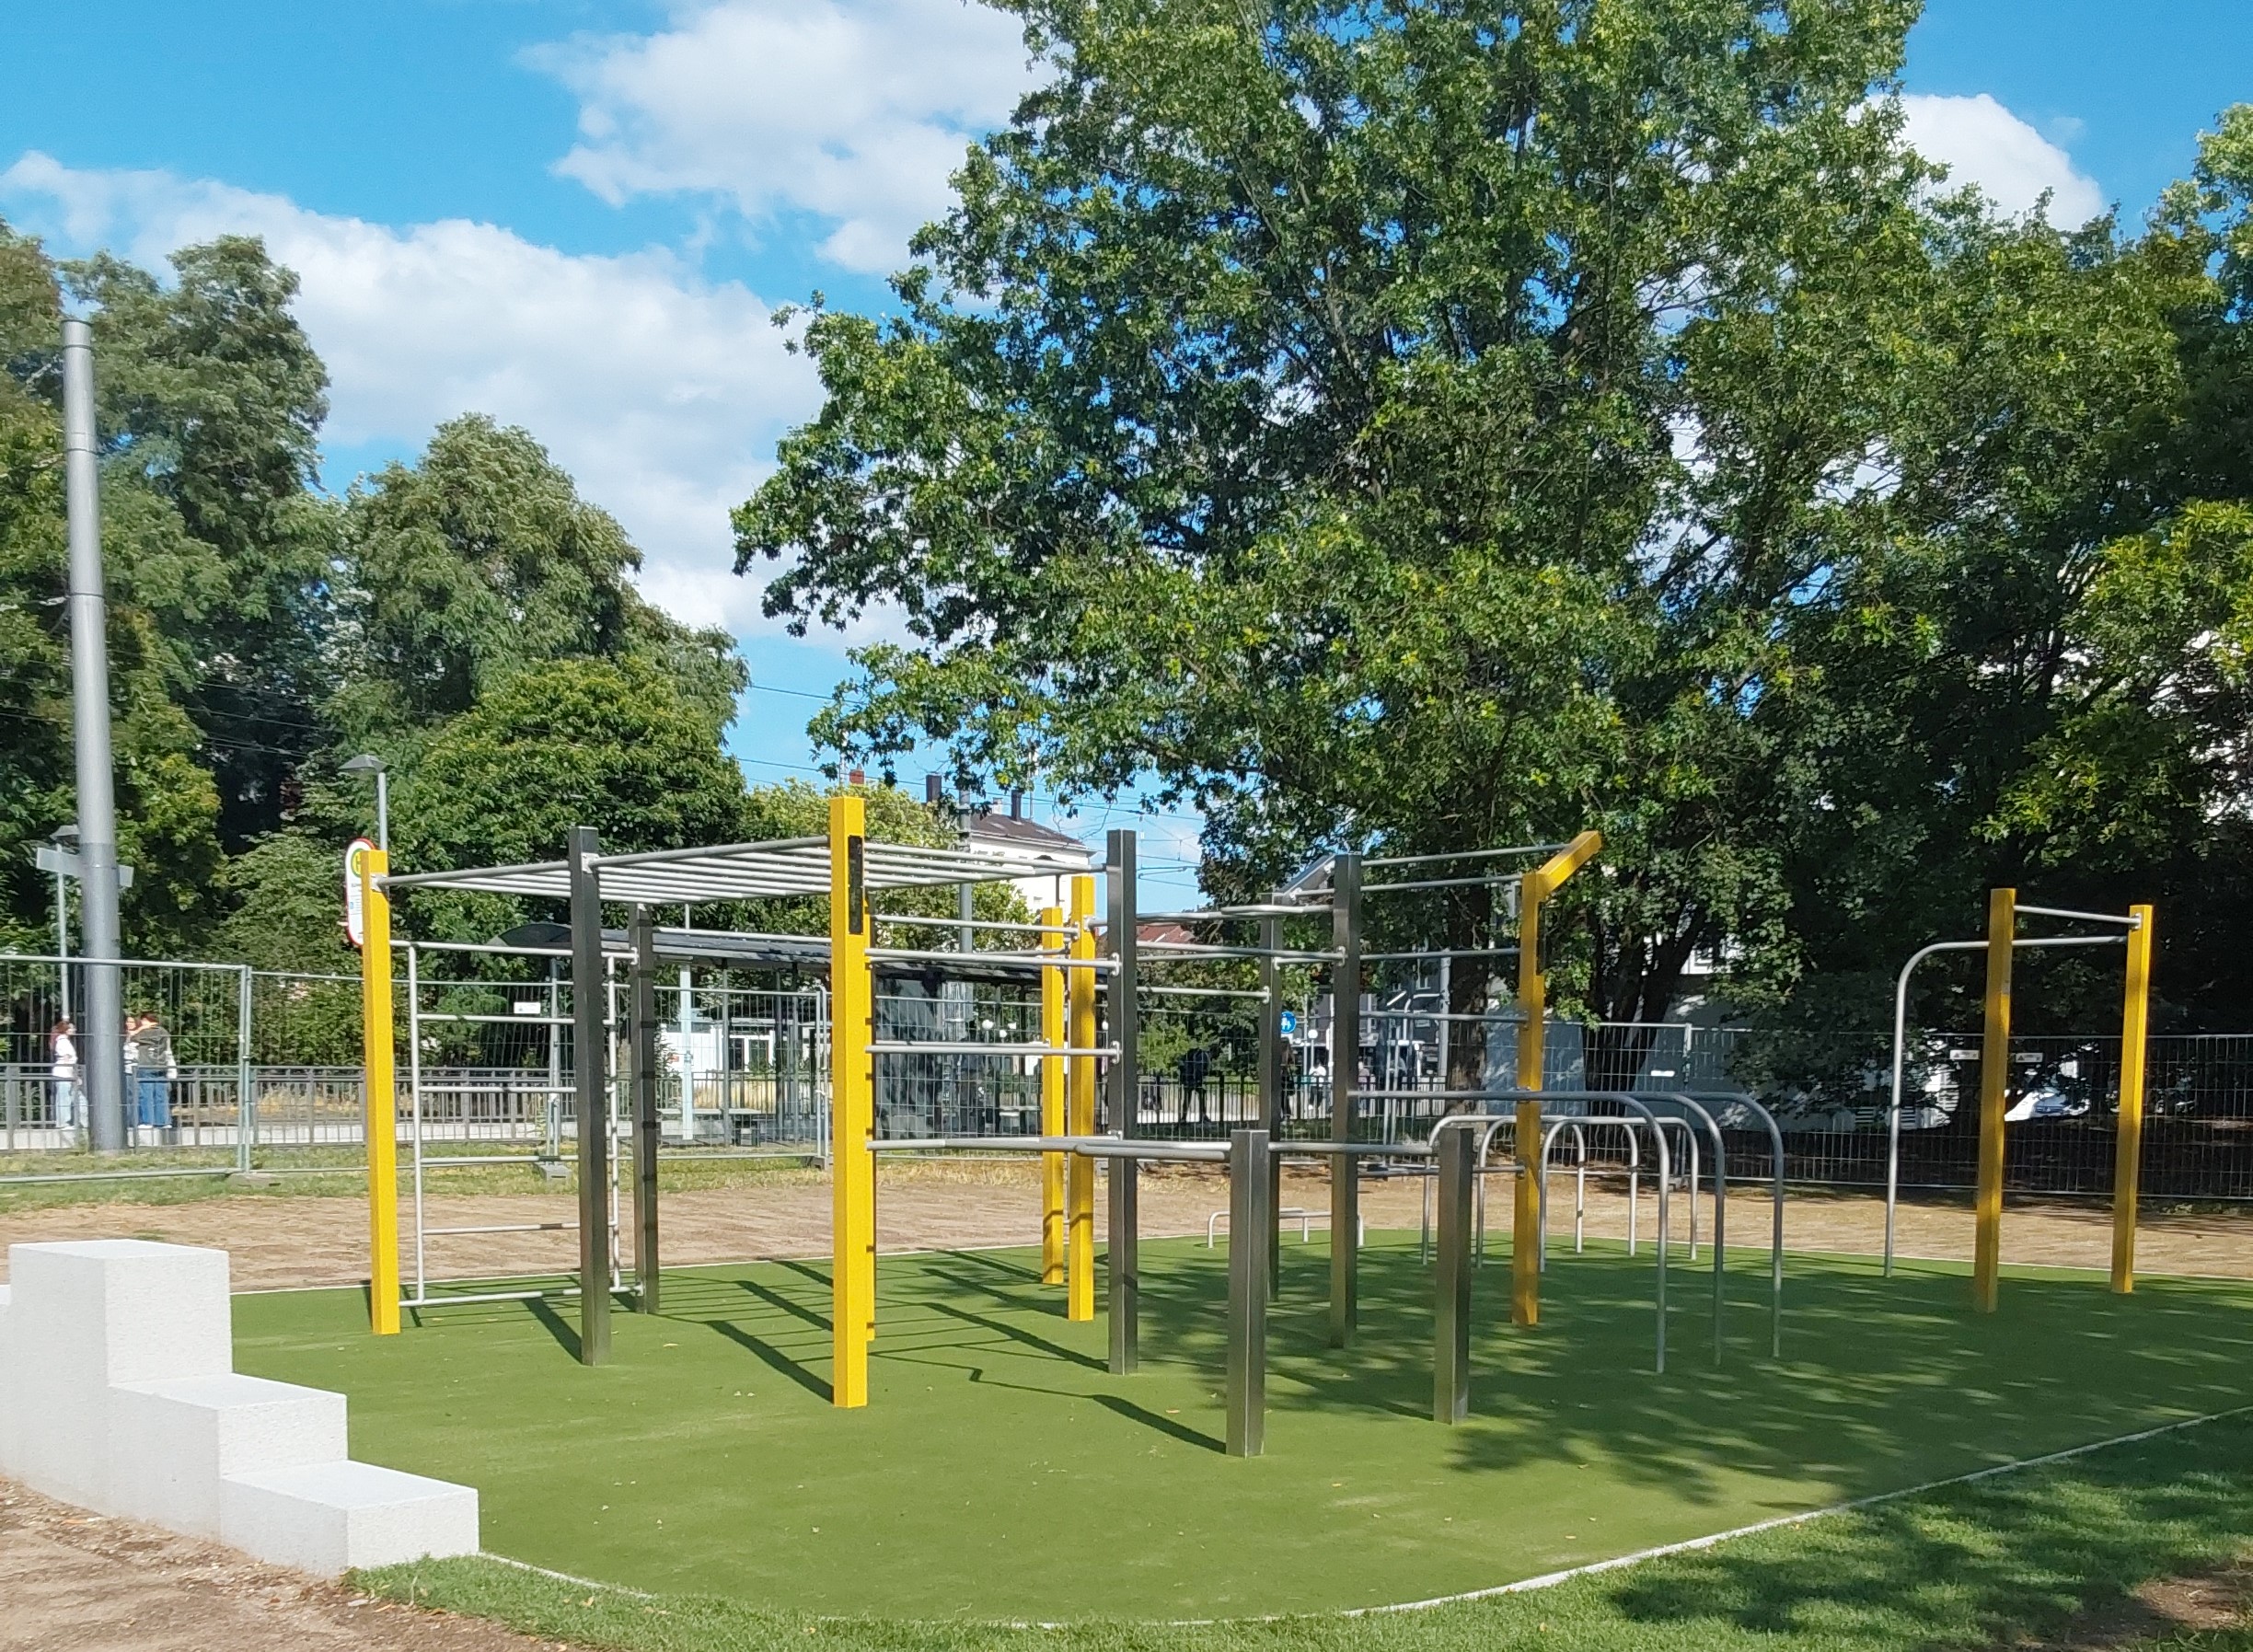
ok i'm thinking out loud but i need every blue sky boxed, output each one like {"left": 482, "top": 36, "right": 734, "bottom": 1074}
{"left": 4, "top": 0, "right": 2247, "bottom": 896}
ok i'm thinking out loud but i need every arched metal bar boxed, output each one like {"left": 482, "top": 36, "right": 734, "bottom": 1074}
{"left": 1649, "top": 1092, "right": 1727, "bottom": 1367}
{"left": 1677, "top": 1088, "right": 1787, "bottom": 1360}
{"left": 1540, "top": 1117, "right": 1639, "bottom": 1270}
{"left": 1519, "top": 1114, "right": 1687, "bottom": 1263}
{"left": 1469, "top": 1096, "right": 1674, "bottom": 1372}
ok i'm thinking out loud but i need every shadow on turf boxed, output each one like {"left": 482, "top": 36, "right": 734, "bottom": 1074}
{"left": 1594, "top": 1418, "right": 2253, "bottom": 1645}
{"left": 1115, "top": 1242, "right": 2253, "bottom": 1508}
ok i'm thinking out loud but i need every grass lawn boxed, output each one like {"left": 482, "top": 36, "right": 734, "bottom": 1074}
{"left": 233, "top": 1233, "right": 2253, "bottom": 1623}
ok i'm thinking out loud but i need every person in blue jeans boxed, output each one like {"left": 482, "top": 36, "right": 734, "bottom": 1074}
{"left": 128, "top": 1011, "right": 176, "bottom": 1130}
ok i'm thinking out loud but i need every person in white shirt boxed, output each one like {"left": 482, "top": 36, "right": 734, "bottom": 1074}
{"left": 49, "top": 1017, "right": 79, "bottom": 1133}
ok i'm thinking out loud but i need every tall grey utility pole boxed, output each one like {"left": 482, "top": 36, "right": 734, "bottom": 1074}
{"left": 62, "top": 318, "right": 126, "bottom": 1153}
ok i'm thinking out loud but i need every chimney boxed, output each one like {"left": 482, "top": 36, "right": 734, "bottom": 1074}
{"left": 1010, "top": 790, "right": 1023, "bottom": 820}
{"left": 847, "top": 767, "right": 865, "bottom": 788}
{"left": 925, "top": 774, "right": 943, "bottom": 805}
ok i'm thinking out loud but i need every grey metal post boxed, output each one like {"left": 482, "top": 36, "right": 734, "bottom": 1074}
{"left": 236, "top": 965, "right": 254, "bottom": 1173}
{"left": 1225, "top": 1128, "right": 1270, "bottom": 1457}
{"left": 1328, "top": 853, "right": 1361, "bottom": 1346}
{"left": 1434, "top": 1122, "right": 1474, "bottom": 1423}
{"left": 61, "top": 318, "right": 125, "bottom": 1154}
{"left": 1106, "top": 830, "right": 1139, "bottom": 1373}
{"left": 630, "top": 907, "right": 662, "bottom": 1312}
{"left": 1259, "top": 916, "right": 1282, "bottom": 1299}
{"left": 569, "top": 826, "right": 612, "bottom": 1364}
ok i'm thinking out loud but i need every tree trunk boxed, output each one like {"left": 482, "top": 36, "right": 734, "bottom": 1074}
{"left": 1444, "top": 882, "right": 1493, "bottom": 1093}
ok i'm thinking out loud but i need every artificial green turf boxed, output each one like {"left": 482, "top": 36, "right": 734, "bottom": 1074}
{"left": 232, "top": 1235, "right": 2253, "bottom": 1621}
{"left": 357, "top": 1410, "right": 2253, "bottom": 1649}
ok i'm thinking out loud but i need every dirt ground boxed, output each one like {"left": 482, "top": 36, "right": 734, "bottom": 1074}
{"left": 4, "top": 1160, "right": 2250, "bottom": 1289}
{"left": 0, "top": 1476, "right": 557, "bottom": 1652}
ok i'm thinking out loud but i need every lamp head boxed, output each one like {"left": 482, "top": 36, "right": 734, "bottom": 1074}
{"left": 341, "top": 754, "right": 387, "bottom": 777}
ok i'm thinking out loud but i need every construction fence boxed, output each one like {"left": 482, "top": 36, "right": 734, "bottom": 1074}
{"left": 7, "top": 952, "right": 2253, "bottom": 1204}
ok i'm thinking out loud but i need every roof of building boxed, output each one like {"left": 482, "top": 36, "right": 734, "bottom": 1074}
{"left": 966, "top": 809, "right": 1092, "bottom": 861}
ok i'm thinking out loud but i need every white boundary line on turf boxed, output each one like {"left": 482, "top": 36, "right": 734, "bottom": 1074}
{"left": 1350, "top": 1404, "right": 2253, "bottom": 1615}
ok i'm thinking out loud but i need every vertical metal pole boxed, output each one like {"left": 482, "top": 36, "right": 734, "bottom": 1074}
{"left": 1039, "top": 903, "right": 1067, "bottom": 1286}
{"left": 61, "top": 318, "right": 124, "bottom": 1154}
{"left": 1434, "top": 1124, "right": 1473, "bottom": 1424}
{"left": 828, "top": 795, "right": 874, "bottom": 1406}
{"left": 569, "top": 826, "right": 612, "bottom": 1364}
{"left": 1512, "top": 870, "right": 1549, "bottom": 1327}
{"left": 1226, "top": 1128, "right": 1270, "bottom": 1457}
{"left": 1067, "top": 875, "right": 1098, "bottom": 1322}
{"left": 236, "top": 966, "right": 253, "bottom": 1174}
{"left": 1107, "top": 831, "right": 1139, "bottom": 1373}
{"left": 357, "top": 849, "right": 399, "bottom": 1335}
{"left": 631, "top": 907, "right": 662, "bottom": 1312}
{"left": 54, "top": 871, "right": 72, "bottom": 1025}
{"left": 1973, "top": 887, "right": 2015, "bottom": 1314}
{"left": 1329, "top": 853, "right": 1361, "bottom": 1346}
{"left": 1259, "top": 916, "right": 1282, "bottom": 1300}
{"left": 2111, "top": 905, "right": 2155, "bottom": 1293}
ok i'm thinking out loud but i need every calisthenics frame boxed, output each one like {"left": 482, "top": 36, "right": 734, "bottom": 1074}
{"left": 1881, "top": 889, "right": 2154, "bottom": 1310}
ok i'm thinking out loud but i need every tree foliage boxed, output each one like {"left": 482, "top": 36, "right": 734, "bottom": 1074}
{"left": 740, "top": 2, "right": 2253, "bottom": 1041}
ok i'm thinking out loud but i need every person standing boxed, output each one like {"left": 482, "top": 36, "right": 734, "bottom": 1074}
{"left": 130, "top": 1011, "right": 176, "bottom": 1133}
{"left": 49, "top": 1017, "right": 78, "bottom": 1136}
{"left": 1177, "top": 1044, "right": 1211, "bottom": 1126}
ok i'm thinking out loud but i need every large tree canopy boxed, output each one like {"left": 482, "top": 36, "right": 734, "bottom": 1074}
{"left": 738, "top": 0, "right": 2253, "bottom": 1045}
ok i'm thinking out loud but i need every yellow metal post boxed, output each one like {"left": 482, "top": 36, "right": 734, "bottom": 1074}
{"left": 2111, "top": 904, "right": 2155, "bottom": 1293}
{"left": 1973, "top": 886, "right": 2016, "bottom": 1313}
{"left": 1040, "top": 904, "right": 1067, "bottom": 1286}
{"left": 1513, "top": 830, "right": 1601, "bottom": 1329}
{"left": 1067, "top": 875, "right": 1097, "bottom": 1322}
{"left": 356, "top": 846, "right": 399, "bottom": 1336}
{"left": 828, "top": 795, "right": 874, "bottom": 1406}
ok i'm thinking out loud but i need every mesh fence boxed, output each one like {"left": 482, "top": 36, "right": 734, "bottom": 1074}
{"left": 14, "top": 945, "right": 2253, "bottom": 1204}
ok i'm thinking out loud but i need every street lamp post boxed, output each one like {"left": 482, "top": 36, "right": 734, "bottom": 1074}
{"left": 341, "top": 755, "right": 389, "bottom": 852}
{"left": 49, "top": 826, "right": 76, "bottom": 1023}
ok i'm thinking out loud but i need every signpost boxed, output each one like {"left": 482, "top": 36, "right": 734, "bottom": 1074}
{"left": 344, "top": 838, "right": 375, "bottom": 948}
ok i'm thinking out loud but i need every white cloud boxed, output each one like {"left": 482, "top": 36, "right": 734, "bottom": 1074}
{"left": 532, "top": 0, "right": 1035, "bottom": 272}
{"left": 2, "top": 151, "right": 820, "bottom": 637}
{"left": 1900, "top": 93, "right": 2107, "bottom": 225}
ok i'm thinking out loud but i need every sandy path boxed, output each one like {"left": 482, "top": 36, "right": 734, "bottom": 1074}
{"left": 0, "top": 1477, "right": 557, "bottom": 1652}
{"left": 4, "top": 1161, "right": 2248, "bottom": 1289}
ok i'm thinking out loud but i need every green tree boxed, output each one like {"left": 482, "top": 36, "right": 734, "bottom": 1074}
{"left": 0, "top": 223, "right": 227, "bottom": 954}
{"left": 333, "top": 414, "right": 742, "bottom": 742}
{"left": 67, "top": 238, "right": 338, "bottom": 850}
{"left": 737, "top": 0, "right": 1944, "bottom": 1080}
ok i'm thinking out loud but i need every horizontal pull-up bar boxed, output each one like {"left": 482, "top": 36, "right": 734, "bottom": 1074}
{"left": 1141, "top": 942, "right": 1342, "bottom": 963}
{"left": 872, "top": 913, "right": 1078, "bottom": 936}
{"left": 2016, "top": 904, "right": 2143, "bottom": 929}
{"left": 1363, "top": 872, "right": 1528, "bottom": 895}
{"left": 1360, "top": 844, "right": 1568, "bottom": 870}
{"left": 870, "top": 1136, "right": 1227, "bottom": 1162}
{"left": 1359, "top": 947, "right": 1520, "bottom": 963}
{"left": 1138, "top": 904, "right": 1323, "bottom": 926}
{"left": 1143, "top": 984, "right": 1272, "bottom": 1000}
{"left": 864, "top": 945, "right": 1116, "bottom": 971}
{"left": 866, "top": 1041, "right": 1120, "bottom": 1058}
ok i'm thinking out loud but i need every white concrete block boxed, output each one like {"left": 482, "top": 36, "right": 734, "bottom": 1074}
{"left": 11, "top": 1242, "right": 232, "bottom": 1382}
{"left": 6, "top": 1242, "right": 231, "bottom": 1508}
{"left": 0, "top": 1282, "right": 17, "bottom": 1478}
{"left": 110, "top": 1374, "right": 350, "bottom": 1538}
{"left": 222, "top": 1461, "right": 480, "bottom": 1576}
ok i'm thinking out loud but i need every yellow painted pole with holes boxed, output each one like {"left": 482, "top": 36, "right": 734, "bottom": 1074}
{"left": 1973, "top": 887, "right": 2016, "bottom": 1313}
{"left": 1513, "top": 831, "right": 1602, "bottom": 1329}
{"left": 1040, "top": 903, "right": 1067, "bottom": 1286}
{"left": 357, "top": 846, "right": 399, "bottom": 1336}
{"left": 1067, "top": 875, "right": 1097, "bottom": 1321}
{"left": 828, "top": 795, "right": 874, "bottom": 1406}
{"left": 2111, "top": 904, "right": 2155, "bottom": 1293}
